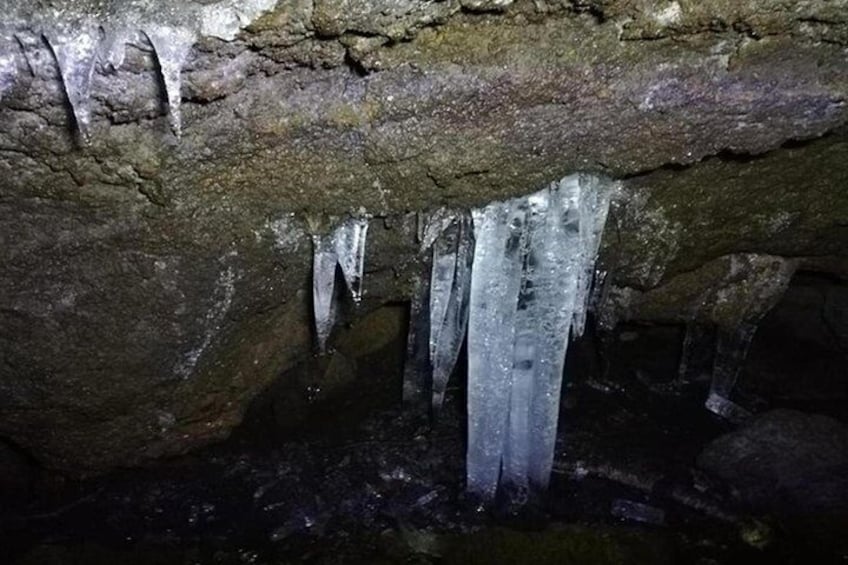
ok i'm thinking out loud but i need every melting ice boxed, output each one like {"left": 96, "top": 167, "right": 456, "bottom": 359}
{"left": 312, "top": 217, "right": 370, "bottom": 352}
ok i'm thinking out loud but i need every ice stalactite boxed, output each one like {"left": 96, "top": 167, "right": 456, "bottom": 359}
{"left": 704, "top": 256, "right": 798, "bottom": 423}
{"left": 312, "top": 233, "right": 339, "bottom": 353}
{"left": 334, "top": 216, "right": 370, "bottom": 305}
{"left": 402, "top": 274, "right": 432, "bottom": 412}
{"left": 0, "top": 1, "right": 280, "bottom": 141}
{"left": 403, "top": 210, "right": 474, "bottom": 416}
{"left": 429, "top": 214, "right": 473, "bottom": 412}
{"left": 144, "top": 26, "right": 196, "bottom": 138}
{"left": 312, "top": 217, "right": 370, "bottom": 353}
{"left": 0, "top": 36, "right": 18, "bottom": 103}
{"left": 466, "top": 173, "right": 616, "bottom": 500}
{"left": 44, "top": 25, "right": 101, "bottom": 142}
{"left": 671, "top": 254, "right": 798, "bottom": 422}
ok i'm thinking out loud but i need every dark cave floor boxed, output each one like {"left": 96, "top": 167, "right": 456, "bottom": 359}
{"left": 1, "top": 304, "right": 847, "bottom": 564}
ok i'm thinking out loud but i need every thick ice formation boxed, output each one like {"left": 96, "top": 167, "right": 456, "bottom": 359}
{"left": 467, "top": 174, "right": 615, "bottom": 499}
{"left": 0, "top": 0, "right": 279, "bottom": 139}
{"left": 312, "top": 217, "right": 370, "bottom": 352}
{"left": 402, "top": 175, "right": 615, "bottom": 500}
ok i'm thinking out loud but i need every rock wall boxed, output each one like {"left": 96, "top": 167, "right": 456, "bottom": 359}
{"left": 1, "top": 0, "right": 846, "bottom": 474}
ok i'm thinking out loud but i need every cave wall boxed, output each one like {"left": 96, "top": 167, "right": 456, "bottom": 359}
{"left": 1, "top": 0, "right": 847, "bottom": 474}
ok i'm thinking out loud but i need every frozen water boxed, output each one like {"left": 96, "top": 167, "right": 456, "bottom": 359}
{"left": 312, "top": 233, "right": 338, "bottom": 353}
{"left": 466, "top": 199, "right": 526, "bottom": 499}
{"left": 677, "top": 323, "right": 712, "bottom": 384}
{"left": 403, "top": 210, "right": 474, "bottom": 415}
{"left": 333, "top": 217, "right": 370, "bottom": 305}
{"left": 311, "top": 217, "right": 371, "bottom": 352}
{"left": 696, "top": 255, "right": 797, "bottom": 420}
{"left": 0, "top": 41, "right": 17, "bottom": 103}
{"left": 402, "top": 274, "right": 432, "bottom": 411}
{"left": 144, "top": 25, "right": 195, "bottom": 138}
{"left": 710, "top": 323, "right": 756, "bottom": 399}
{"left": 0, "top": 1, "right": 278, "bottom": 140}
{"left": 466, "top": 174, "right": 616, "bottom": 499}
{"left": 704, "top": 390, "right": 752, "bottom": 424}
{"left": 429, "top": 213, "right": 473, "bottom": 412}
{"left": 44, "top": 25, "right": 100, "bottom": 142}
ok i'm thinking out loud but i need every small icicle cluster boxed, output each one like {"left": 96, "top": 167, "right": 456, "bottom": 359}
{"left": 312, "top": 217, "right": 370, "bottom": 352}
{"left": 403, "top": 210, "right": 474, "bottom": 415}
{"left": 0, "top": 0, "right": 279, "bottom": 141}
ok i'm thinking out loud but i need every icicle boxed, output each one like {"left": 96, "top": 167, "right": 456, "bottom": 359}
{"left": 430, "top": 214, "right": 474, "bottom": 412}
{"left": 312, "top": 233, "right": 338, "bottom": 353}
{"left": 0, "top": 39, "right": 18, "bottom": 103}
{"left": 677, "top": 323, "right": 713, "bottom": 384}
{"left": 403, "top": 273, "right": 432, "bottom": 412}
{"left": 572, "top": 173, "right": 613, "bottom": 337}
{"left": 44, "top": 26, "right": 100, "bottom": 143}
{"left": 526, "top": 177, "right": 590, "bottom": 491}
{"left": 333, "top": 217, "right": 370, "bottom": 304}
{"left": 311, "top": 216, "right": 371, "bottom": 352}
{"left": 466, "top": 174, "right": 616, "bottom": 500}
{"left": 144, "top": 25, "right": 195, "bottom": 138}
{"left": 702, "top": 255, "right": 797, "bottom": 421}
{"left": 466, "top": 198, "right": 528, "bottom": 499}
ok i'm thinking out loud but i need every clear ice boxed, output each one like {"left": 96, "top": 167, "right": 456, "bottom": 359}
{"left": 679, "top": 254, "right": 799, "bottom": 421}
{"left": 429, "top": 215, "right": 473, "bottom": 412}
{"left": 144, "top": 25, "right": 195, "bottom": 138}
{"left": 0, "top": 32, "right": 20, "bottom": 103}
{"left": 403, "top": 210, "right": 474, "bottom": 415}
{"left": 467, "top": 173, "right": 616, "bottom": 499}
{"left": 333, "top": 217, "right": 370, "bottom": 305}
{"left": 44, "top": 26, "right": 100, "bottom": 142}
{"left": 312, "top": 217, "right": 370, "bottom": 352}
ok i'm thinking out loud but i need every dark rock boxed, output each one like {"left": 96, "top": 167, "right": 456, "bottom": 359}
{"left": 698, "top": 409, "right": 848, "bottom": 553}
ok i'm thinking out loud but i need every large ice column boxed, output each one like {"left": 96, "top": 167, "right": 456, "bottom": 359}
{"left": 44, "top": 25, "right": 101, "bottom": 142}
{"left": 466, "top": 174, "right": 615, "bottom": 500}
{"left": 311, "top": 217, "right": 370, "bottom": 352}
{"left": 466, "top": 199, "right": 527, "bottom": 500}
